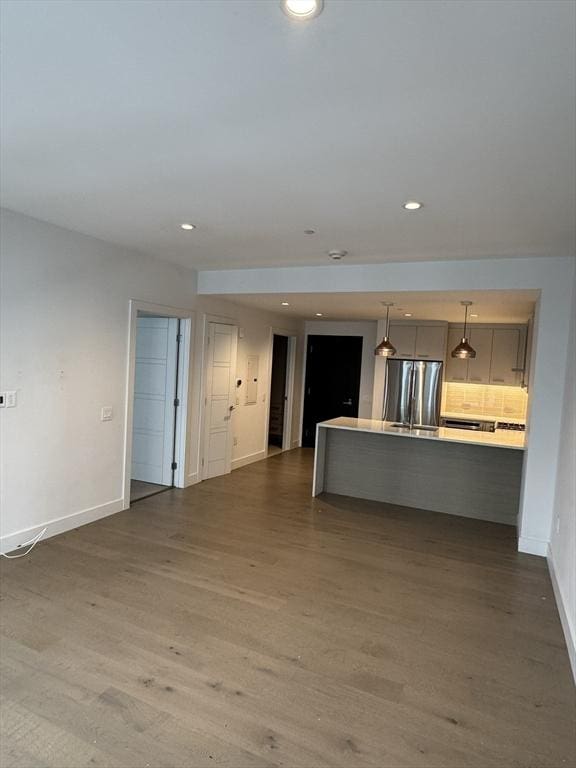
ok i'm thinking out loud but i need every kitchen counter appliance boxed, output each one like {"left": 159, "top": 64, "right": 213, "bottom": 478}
{"left": 440, "top": 417, "right": 496, "bottom": 432}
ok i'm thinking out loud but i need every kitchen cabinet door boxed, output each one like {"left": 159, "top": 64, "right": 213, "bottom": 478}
{"left": 444, "top": 327, "right": 468, "bottom": 382}
{"left": 466, "top": 328, "right": 493, "bottom": 384}
{"left": 415, "top": 325, "right": 447, "bottom": 361}
{"left": 389, "top": 325, "right": 417, "bottom": 359}
{"left": 490, "top": 329, "right": 521, "bottom": 385}
{"left": 522, "top": 320, "right": 532, "bottom": 390}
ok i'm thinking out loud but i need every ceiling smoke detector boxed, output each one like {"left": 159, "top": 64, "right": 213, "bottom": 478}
{"left": 328, "top": 250, "right": 347, "bottom": 261}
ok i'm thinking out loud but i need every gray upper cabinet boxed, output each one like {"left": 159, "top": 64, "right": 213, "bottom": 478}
{"left": 522, "top": 315, "right": 534, "bottom": 390}
{"left": 445, "top": 327, "right": 468, "bottom": 382}
{"left": 466, "top": 328, "right": 493, "bottom": 384}
{"left": 390, "top": 325, "right": 417, "bottom": 359}
{"left": 415, "top": 325, "right": 447, "bottom": 361}
{"left": 490, "top": 329, "right": 521, "bottom": 385}
{"left": 445, "top": 324, "right": 526, "bottom": 386}
{"left": 389, "top": 323, "right": 447, "bottom": 360}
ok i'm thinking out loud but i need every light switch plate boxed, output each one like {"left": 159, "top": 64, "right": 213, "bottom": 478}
{"left": 5, "top": 391, "right": 17, "bottom": 408}
{"left": 101, "top": 406, "right": 113, "bottom": 422}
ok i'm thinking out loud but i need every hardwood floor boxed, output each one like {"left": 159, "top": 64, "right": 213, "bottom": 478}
{"left": 131, "top": 480, "right": 171, "bottom": 503}
{"left": 1, "top": 449, "right": 574, "bottom": 768}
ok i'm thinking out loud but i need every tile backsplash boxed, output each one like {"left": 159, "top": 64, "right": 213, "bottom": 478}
{"left": 443, "top": 382, "right": 528, "bottom": 421}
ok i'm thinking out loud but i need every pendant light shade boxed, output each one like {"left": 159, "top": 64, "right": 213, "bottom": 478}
{"left": 451, "top": 301, "right": 477, "bottom": 359}
{"left": 375, "top": 303, "right": 397, "bottom": 357}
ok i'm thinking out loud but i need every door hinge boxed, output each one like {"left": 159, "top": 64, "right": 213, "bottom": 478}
{"left": 201, "top": 458, "right": 205, "bottom": 467}
{"left": 176, "top": 333, "right": 183, "bottom": 342}
{"left": 174, "top": 397, "right": 180, "bottom": 407}
{"left": 171, "top": 461, "right": 178, "bottom": 470}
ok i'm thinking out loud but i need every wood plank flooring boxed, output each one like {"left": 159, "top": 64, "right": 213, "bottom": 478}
{"left": 1, "top": 449, "right": 574, "bottom": 768}
{"left": 131, "top": 480, "right": 171, "bottom": 502}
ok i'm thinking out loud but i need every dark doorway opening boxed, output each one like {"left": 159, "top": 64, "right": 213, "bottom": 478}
{"left": 302, "top": 335, "right": 363, "bottom": 447}
{"left": 268, "top": 334, "right": 289, "bottom": 452}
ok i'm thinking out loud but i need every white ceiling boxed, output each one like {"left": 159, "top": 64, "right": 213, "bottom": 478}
{"left": 1, "top": 1, "right": 574, "bottom": 269}
{"left": 219, "top": 289, "right": 538, "bottom": 323}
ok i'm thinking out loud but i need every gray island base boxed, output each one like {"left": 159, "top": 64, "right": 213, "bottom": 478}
{"left": 313, "top": 418, "right": 525, "bottom": 526}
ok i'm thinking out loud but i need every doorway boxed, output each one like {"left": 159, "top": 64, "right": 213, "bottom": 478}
{"left": 302, "top": 335, "right": 363, "bottom": 447}
{"left": 130, "top": 314, "right": 183, "bottom": 502}
{"left": 268, "top": 334, "right": 289, "bottom": 455}
{"left": 202, "top": 322, "right": 238, "bottom": 479}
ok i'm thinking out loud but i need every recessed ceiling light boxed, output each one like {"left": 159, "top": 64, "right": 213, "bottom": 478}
{"left": 281, "top": 302, "right": 290, "bottom": 306}
{"left": 180, "top": 223, "right": 196, "bottom": 230}
{"left": 402, "top": 201, "right": 423, "bottom": 211}
{"left": 404, "top": 313, "right": 413, "bottom": 317}
{"left": 315, "top": 313, "right": 323, "bottom": 317}
{"left": 304, "top": 229, "right": 316, "bottom": 235}
{"left": 328, "top": 249, "right": 347, "bottom": 261}
{"left": 281, "top": 0, "right": 323, "bottom": 20}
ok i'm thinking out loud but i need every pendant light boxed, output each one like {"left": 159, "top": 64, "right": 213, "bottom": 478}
{"left": 451, "top": 301, "right": 477, "bottom": 359}
{"left": 375, "top": 302, "right": 397, "bottom": 357}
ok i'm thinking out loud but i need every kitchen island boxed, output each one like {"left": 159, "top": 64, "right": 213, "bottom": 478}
{"left": 313, "top": 417, "right": 525, "bottom": 525}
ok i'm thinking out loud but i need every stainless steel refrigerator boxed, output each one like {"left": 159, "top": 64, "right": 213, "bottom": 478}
{"left": 383, "top": 359, "right": 443, "bottom": 428}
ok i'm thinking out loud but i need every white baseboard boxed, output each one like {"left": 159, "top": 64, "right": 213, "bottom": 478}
{"left": 0, "top": 498, "right": 124, "bottom": 555}
{"left": 184, "top": 471, "right": 200, "bottom": 488}
{"left": 518, "top": 536, "right": 549, "bottom": 557}
{"left": 291, "top": 439, "right": 301, "bottom": 449}
{"left": 548, "top": 551, "right": 576, "bottom": 683}
{"left": 232, "top": 449, "right": 267, "bottom": 471}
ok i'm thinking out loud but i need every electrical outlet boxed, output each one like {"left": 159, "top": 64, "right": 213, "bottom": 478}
{"left": 4, "top": 391, "right": 17, "bottom": 408}
{"left": 101, "top": 406, "right": 113, "bottom": 422}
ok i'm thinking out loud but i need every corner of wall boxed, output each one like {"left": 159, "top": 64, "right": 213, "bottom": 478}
{"left": 548, "top": 551, "right": 576, "bottom": 682}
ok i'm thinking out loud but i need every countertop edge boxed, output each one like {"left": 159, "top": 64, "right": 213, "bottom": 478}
{"left": 317, "top": 420, "right": 525, "bottom": 451}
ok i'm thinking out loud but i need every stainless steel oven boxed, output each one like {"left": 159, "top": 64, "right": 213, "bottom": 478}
{"left": 440, "top": 417, "right": 496, "bottom": 432}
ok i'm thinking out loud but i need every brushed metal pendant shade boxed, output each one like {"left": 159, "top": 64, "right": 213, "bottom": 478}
{"left": 451, "top": 301, "right": 477, "bottom": 359}
{"left": 375, "top": 303, "right": 397, "bottom": 357}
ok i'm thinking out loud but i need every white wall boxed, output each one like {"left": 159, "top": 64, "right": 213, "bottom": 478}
{"left": 192, "top": 296, "right": 303, "bottom": 474}
{"left": 0, "top": 209, "right": 303, "bottom": 551}
{"left": 548, "top": 272, "right": 576, "bottom": 680}
{"left": 303, "top": 320, "right": 377, "bottom": 420}
{"left": 198, "top": 256, "right": 576, "bottom": 558}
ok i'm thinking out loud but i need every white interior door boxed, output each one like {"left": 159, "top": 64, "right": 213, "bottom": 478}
{"left": 131, "top": 316, "right": 178, "bottom": 485}
{"left": 203, "top": 322, "right": 238, "bottom": 479}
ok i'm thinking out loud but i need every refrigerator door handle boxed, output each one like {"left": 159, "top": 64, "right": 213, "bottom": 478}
{"left": 408, "top": 363, "right": 416, "bottom": 428}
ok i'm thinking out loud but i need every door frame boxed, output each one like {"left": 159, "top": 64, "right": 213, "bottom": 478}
{"left": 264, "top": 327, "right": 297, "bottom": 454}
{"left": 123, "top": 300, "right": 193, "bottom": 509}
{"left": 199, "top": 313, "right": 238, "bottom": 480}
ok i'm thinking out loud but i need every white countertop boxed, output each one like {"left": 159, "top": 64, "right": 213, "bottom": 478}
{"left": 317, "top": 417, "right": 526, "bottom": 450}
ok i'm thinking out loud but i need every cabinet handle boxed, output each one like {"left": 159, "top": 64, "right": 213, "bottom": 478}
{"left": 417, "top": 354, "right": 430, "bottom": 358}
